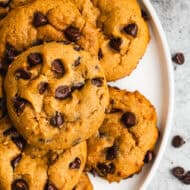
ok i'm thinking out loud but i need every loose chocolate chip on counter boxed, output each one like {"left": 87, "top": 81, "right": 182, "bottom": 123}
{"left": 55, "top": 86, "right": 72, "bottom": 99}
{"left": 109, "top": 37, "right": 122, "bottom": 52}
{"left": 182, "top": 171, "right": 190, "bottom": 185}
{"left": 13, "top": 96, "right": 27, "bottom": 114}
{"left": 27, "top": 53, "right": 43, "bottom": 67}
{"left": 172, "top": 135, "right": 185, "bottom": 148}
{"left": 69, "top": 157, "right": 81, "bottom": 169}
{"left": 172, "top": 167, "right": 185, "bottom": 179}
{"left": 144, "top": 151, "right": 154, "bottom": 163}
{"left": 172, "top": 53, "right": 185, "bottom": 65}
{"left": 5, "top": 43, "right": 19, "bottom": 64}
{"left": 72, "top": 83, "right": 84, "bottom": 91}
{"left": 11, "top": 136, "right": 26, "bottom": 151}
{"left": 11, "top": 154, "right": 22, "bottom": 169}
{"left": 98, "top": 48, "right": 103, "bottom": 60}
{"left": 50, "top": 112, "right": 64, "bottom": 127}
{"left": 73, "top": 57, "right": 81, "bottom": 67}
{"left": 123, "top": 23, "right": 138, "bottom": 37}
{"left": 121, "top": 112, "right": 136, "bottom": 128}
{"left": 11, "top": 179, "right": 28, "bottom": 190}
{"left": 0, "top": 0, "right": 10, "bottom": 7}
{"left": 3, "top": 127, "right": 18, "bottom": 137}
{"left": 106, "top": 144, "right": 118, "bottom": 161}
{"left": 44, "top": 182, "right": 58, "bottom": 190}
{"left": 51, "top": 59, "right": 65, "bottom": 78}
{"left": 33, "top": 12, "right": 48, "bottom": 27}
{"left": 91, "top": 78, "right": 104, "bottom": 87}
{"left": 64, "top": 26, "right": 81, "bottom": 42}
{"left": 39, "top": 82, "right": 49, "bottom": 94}
{"left": 15, "top": 69, "right": 32, "bottom": 80}
{"left": 141, "top": 10, "right": 149, "bottom": 21}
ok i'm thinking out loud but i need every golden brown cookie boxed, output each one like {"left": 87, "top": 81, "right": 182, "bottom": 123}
{"left": 87, "top": 87, "right": 158, "bottom": 182}
{"left": 73, "top": 173, "right": 93, "bottom": 190}
{"left": 5, "top": 42, "right": 109, "bottom": 150}
{"left": 0, "top": 116, "right": 87, "bottom": 190}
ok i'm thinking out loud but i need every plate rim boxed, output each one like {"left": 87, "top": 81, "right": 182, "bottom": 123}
{"left": 140, "top": 0, "right": 175, "bottom": 189}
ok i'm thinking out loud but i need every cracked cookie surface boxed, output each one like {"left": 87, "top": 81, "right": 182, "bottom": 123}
{"left": 87, "top": 87, "right": 158, "bottom": 182}
{"left": 5, "top": 42, "right": 109, "bottom": 150}
{"left": 0, "top": 116, "right": 87, "bottom": 190}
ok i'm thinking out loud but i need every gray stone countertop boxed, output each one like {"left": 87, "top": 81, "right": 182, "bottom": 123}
{"left": 148, "top": 0, "right": 190, "bottom": 190}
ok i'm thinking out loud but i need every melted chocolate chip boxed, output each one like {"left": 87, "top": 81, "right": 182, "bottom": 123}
{"left": 73, "top": 57, "right": 81, "bottom": 67}
{"left": 108, "top": 163, "right": 116, "bottom": 174}
{"left": 44, "top": 182, "right": 58, "bottom": 190}
{"left": 50, "top": 112, "right": 64, "bottom": 127}
{"left": 106, "top": 144, "right": 118, "bottom": 161}
{"left": 172, "top": 167, "right": 185, "bottom": 179}
{"left": 109, "top": 108, "right": 123, "bottom": 114}
{"left": 172, "top": 135, "right": 185, "bottom": 148}
{"left": 12, "top": 179, "right": 28, "bottom": 190}
{"left": 144, "top": 151, "right": 154, "bottom": 163}
{"left": 0, "top": 58, "right": 6, "bottom": 75}
{"left": 90, "top": 168, "right": 98, "bottom": 177}
{"left": 141, "top": 10, "right": 149, "bottom": 21}
{"left": 15, "top": 69, "right": 32, "bottom": 80}
{"left": 5, "top": 43, "right": 19, "bottom": 64}
{"left": 123, "top": 23, "right": 138, "bottom": 37}
{"left": 0, "top": 0, "right": 10, "bottom": 7}
{"left": 72, "top": 83, "right": 84, "bottom": 91}
{"left": 64, "top": 26, "right": 81, "bottom": 42}
{"left": 109, "top": 37, "right": 122, "bottom": 52}
{"left": 51, "top": 59, "right": 65, "bottom": 78}
{"left": 39, "top": 82, "right": 49, "bottom": 94}
{"left": 91, "top": 78, "right": 104, "bottom": 87}
{"left": 33, "top": 12, "right": 48, "bottom": 27}
{"left": 97, "top": 163, "right": 116, "bottom": 176}
{"left": 172, "top": 53, "right": 185, "bottom": 65}
{"left": 55, "top": 86, "right": 72, "bottom": 100}
{"left": 0, "top": 98, "right": 7, "bottom": 117}
{"left": 11, "top": 136, "right": 26, "bottom": 151}
{"left": 98, "top": 48, "right": 103, "bottom": 60}
{"left": 11, "top": 154, "right": 22, "bottom": 169}
{"left": 3, "top": 127, "right": 18, "bottom": 137}
{"left": 27, "top": 53, "right": 43, "bottom": 67}
{"left": 69, "top": 157, "right": 81, "bottom": 169}
{"left": 13, "top": 96, "right": 27, "bottom": 114}
{"left": 73, "top": 45, "right": 83, "bottom": 51}
{"left": 182, "top": 171, "right": 190, "bottom": 184}
{"left": 121, "top": 112, "right": 136, "bottom": 128}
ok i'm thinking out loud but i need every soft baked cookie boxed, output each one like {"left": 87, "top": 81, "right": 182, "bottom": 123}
{"left": 87, "top": 87, "right": 158, "bottom": 182}
{"left": 92, "top": 0, "right": 150, "bottom": 81}
{"left": 0, "top": 0, "right": 99, "bottom": 71}
{"left": 73, "top": 173, "right": 93, "bottom": 190}
{"left": 5, "top": 42, "right": 109, "bottom": 150}
{"left": 0, "top": 116, "right": 87, "bottom": 190}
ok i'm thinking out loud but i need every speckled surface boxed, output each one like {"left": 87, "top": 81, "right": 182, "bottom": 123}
{"left": 148, "top": 0, "right": 190, "bottom": 189}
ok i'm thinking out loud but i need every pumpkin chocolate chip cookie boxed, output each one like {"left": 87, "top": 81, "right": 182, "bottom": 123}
{"left": 5, "top": 42, "right": 109, "bottom": 150}
{"left": 87, "top": 87, "right": 158, "bottom": 182}
{"left": 0, "top": 116, "right": 87, "bottom": 190}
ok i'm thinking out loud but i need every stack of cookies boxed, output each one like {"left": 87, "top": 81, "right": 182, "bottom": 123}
{"left": 0, "top": 0, "right": 159, "bottom": 189}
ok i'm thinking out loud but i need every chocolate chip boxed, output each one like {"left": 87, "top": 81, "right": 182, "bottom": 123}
{"left": 27, "top": 53, "right": 43, "bottom": 67}
{"left": 31, "top": 40, "right": 43, "bottom": 46}
{"left": 172, "top": 135, "right": 185, "bottom": 148}
{"left": 0, "top": 98, "right": 7, "bottom": 117}
{"left": 69, "top": 157, "right": 81, "bottom": 169}
{"left": 97, "top": 163, "right": 116, "bottom": 176}
{"left": 172, "top": 53, "right": 185, "bottom": 65}
{"left": 12, "top": 179, "right": 28, "bottom": 190}
{"left": 39, "top": 82, "right": 49, "bottom": 94}
{"left": 5, "top": 43, "right": 19, "bottom": 64}
{"left": 106, "top": 144, "right": 118, "bottom": 160}
{"left": 0, "top": 58, "right": 6, "bottom": 75}
{"left": 109, "top": 37, "right": 122, "bottom": 52}
{"left": 44, "top": 182, "right": 58, "bottom": 190}
{"left": 141, "top": 10, "right": 149, "bottom": 21}
{"left": 11, "top": 136, "right": 26, "bottom": 151}
{"left": 123, "top": 23, "right": 138, "bottom": 37}
{"left": 64, "top": 26, "right": 81, "bottom": 42}
{"left": 13, "top": 96, "right": 27, "bottom": 114}
{"left": 73, "top": 45, "right": 83, "bottom": 51}
{"left": 98, "top": 48, "right": 103, "bottom": 60}
{"left": 50, "top": 112, "right": 64, "bottom": 127}
{"left": 3, "top": 127, "right": 18, "bottom": 137}
{"left": 15, "top": 69, "right": 32, "bottom": 80}
{"left": 182, "top": 171, "right": 190, "bottom": 184}
{"left": 72, "top": 83, "right": 84, "bottom": 91}
{"left": 33, "top": 12, "right": 48, "bottom": 27}
{"left": 55, "top": 86, "right": 71, "bottom": 100}
{"left": 108, "top": 163, "right": 116, "bottom": 174}
{"left": 51, "top": 59, "right": 65, "bottom": 78}
{"left": 91, "top": 78, "right": 104, "bottom": 87}
{"left": 144, "top": 151, "right": 154, "bottom": 163}
{"left": 11, "top": 154, "right": 22, "bottom": 169}
{"left": 172, "top": 167, "right": 185, "bottom": 179}
{"left": 121, "top": 112, "right": 136, "bottom": 128}
{"left": 90, "top": 168, "right": 98, "bottom": 177}
{"left": 73, "top": 57, "right": 81, "bottom": 67}
{"left": 109, "top": 108, "right": 123, "bottom": 114}
{"left": 0, "top": 0, "right": 10, "bottom": 7}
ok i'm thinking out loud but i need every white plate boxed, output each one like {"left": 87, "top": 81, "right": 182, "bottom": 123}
{"left": 90, "top": 0, "right": 175, "bottom": 189}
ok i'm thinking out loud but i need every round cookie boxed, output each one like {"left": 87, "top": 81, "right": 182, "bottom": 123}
{"left": 92, "top": 0, "right": 150, "bottom": 81}
{"left": 5, "top": 42, "right": 109, "bottom": 150}
{"left": 87, "top": 87, "right": 158, "bottom": 182}
{"left": 0, "top": 116, "right": 87, "bottom": 190}
{"left": 73, "top": 173, "right": 93, "bottom": 190}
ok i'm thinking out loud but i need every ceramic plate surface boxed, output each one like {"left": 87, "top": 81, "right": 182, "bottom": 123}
{"left": 90, "top": 0, "right": 174, "bottom": 189}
